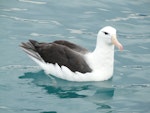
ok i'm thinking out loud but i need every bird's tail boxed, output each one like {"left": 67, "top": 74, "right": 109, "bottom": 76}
{"left": 20, "top": 40, "right": 44, "bottom": 62}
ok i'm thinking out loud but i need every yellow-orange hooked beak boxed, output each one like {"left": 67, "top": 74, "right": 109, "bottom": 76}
{"left": 111, "top": 35, "right": 123, "bottom": 51}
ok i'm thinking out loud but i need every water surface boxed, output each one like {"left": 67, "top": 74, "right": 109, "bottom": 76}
{"left": 0, "top": 0, "right": 150, "bottom": 113}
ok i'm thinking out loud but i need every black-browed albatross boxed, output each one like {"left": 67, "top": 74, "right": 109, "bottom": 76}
{"left": 20, "top": 26, "right": 123, "bottom": 82}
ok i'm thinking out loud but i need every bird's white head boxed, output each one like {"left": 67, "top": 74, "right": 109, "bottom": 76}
{"left": 86, "top": 26, "right": 123, "bottom": 79}
{"left": 97, "top": 26, "right": 123, "bottom": 51}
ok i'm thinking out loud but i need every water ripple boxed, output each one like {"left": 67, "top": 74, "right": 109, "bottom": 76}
{"left": 0, "top": 14, "right": 63, "bottom": 26}
{"left": 122, "top": 65, "right": 150, "bottom": 70}
{"left": 1, "top": 8, "right": 28, "bottom": 12}
{"left": 97, "top": 8, "right": 110, "bottom": 11}
{"left": 113, "top": 84, "right": 150, "bottom": 89}
{"left": 30, "top": 33, "right": 65, "bottom": 38}
{"left": 19, "top": 0, "right": 46, "bottom": 5}
{"left": 0, "top": 65, "right": 40, "bottom": 71}
{"left": 66, "top": 28, "right": 96, "bottom": 38}
{"left": 0, "top": 14, "right": 49, "bottom": 24}
{"left": 106, "top": 13, "right": 150, "bottom": 22}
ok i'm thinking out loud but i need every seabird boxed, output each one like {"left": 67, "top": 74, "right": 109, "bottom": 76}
{"left": 20, "top": 26, "right": 123, "bottom": 82}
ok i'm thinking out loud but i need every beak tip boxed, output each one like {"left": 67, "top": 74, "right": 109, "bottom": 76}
{"left": 111, "top": 35, "right": 123, "bottom": 51}
{"left": 118, "top": 44, "right": 123, "bottom": 51}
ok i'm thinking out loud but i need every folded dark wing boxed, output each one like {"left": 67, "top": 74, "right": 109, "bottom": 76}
{"left": 53, "top": 40, "right": 88, "bottom": 54}
{"left": 20, "top": 40, "right": 92, "bottom": 73}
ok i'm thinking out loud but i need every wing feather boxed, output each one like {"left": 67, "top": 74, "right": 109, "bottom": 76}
{"left": 20, "top": 40, "right": 92, "bottom": 73}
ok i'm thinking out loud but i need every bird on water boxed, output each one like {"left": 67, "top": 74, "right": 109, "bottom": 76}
{"left": 20, "top": 26, "right": 123, "bottom": 82}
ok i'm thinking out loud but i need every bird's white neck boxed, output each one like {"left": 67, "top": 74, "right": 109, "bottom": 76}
{"left": 85, "top": 36, "right": 115, "bottom": 75}
{"left": 94, "top": 36, "right": 114, "bottom": 55}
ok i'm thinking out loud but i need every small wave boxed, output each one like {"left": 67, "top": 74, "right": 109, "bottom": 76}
{"left": 0, "top": 15, "right": 50, "bottom": 24}
{"left": 1, "top": 8, "right": 28, "bottom": 12}
{"left": 122, "top": 65, "right": 150, "bottom": 70}
{"left": 130, "top": 84, "right": 150, "bottom": 88}
{"left": 67, "top": 29, "right": 84, "bottom": 34}
{"left": 138, "top": 46, "right": 149, "bottom": 50}
{"left": 0, "top": 106, "right": 9, "bottom": 109}
{"left": 30, "top": 33, "right": 65, "bottom": 38}
{"left": 97, "top": 8, "right": 110, "bottom": 11}
{"left": 0, "top": 14, "right": 63, "bottom": 25}
{"left": 0, "top": 65, "right": 40, "bottom": 71}
{"left": 84, "top": 11, "right": 97, "bottom": 14}
{"left": 113, "top": 84, "right": 150, "bottom": 89}
{"left": 66, "top": 28, "right": 96, "bottom": 37}
{"left": 51, "top": 20, "right": 62, "bottom": 26}
{"left": 19, "top": 0, "right": 46, "bottom": 5}
{"left": 106, "top": 13, "right": 150, "bottom": 22}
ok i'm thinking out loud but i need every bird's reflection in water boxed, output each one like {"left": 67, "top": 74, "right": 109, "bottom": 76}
{"left": 90, "top": 87, "right": 114, "bottom": 111}
{"left": 19, "top": 70, "right": 114, "bottom": 111}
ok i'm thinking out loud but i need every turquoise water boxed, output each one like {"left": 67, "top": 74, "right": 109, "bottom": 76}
{"left": 0, "top": 0, "right": 150, "bottom": 113}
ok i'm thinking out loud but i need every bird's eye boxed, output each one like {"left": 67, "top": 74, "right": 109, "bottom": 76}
{"left": 103, "top": 32, "right": 109, "bottom": 35}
